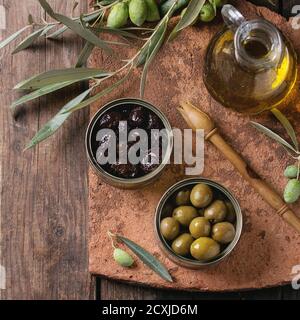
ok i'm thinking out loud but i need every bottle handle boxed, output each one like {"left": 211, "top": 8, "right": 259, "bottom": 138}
{"left": 221, "top": 4, "right": 246, "bottom": 31}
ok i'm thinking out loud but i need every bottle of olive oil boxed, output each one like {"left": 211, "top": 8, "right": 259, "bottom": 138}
{"left": 203, "top": 5, "right": 298, "bottom": 115}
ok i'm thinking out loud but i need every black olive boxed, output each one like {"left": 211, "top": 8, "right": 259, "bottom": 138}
{"left": 99, "top": 111, "right": 121, "bottom": 130}
{"left": 140, "top": 149, "right": 160, "bottom": 174}
{"left": 147, "top": 113, "right": 163, "bottom": 130}
{"left": 128, "top": 106, "right": 145, "bottom": 127}
{"left": 111, "top": 162, "right": 140, "bottom": 178}
{"left": 97, "top": 132, "right": 114, "bottom": 147}
{"left": 120, "top": 106, "right": 130, "bottom": 120}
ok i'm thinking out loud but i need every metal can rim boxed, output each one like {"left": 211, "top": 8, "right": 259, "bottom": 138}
{"left": 155, "top": 177, "right": 243, "bottom": 268}
{"left": 85, "top": 98, "right": 174, "bottom": 188}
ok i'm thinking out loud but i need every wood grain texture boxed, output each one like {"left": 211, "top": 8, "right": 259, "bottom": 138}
{"left": 0, "top": 0, "right": 92, "bottom": 299}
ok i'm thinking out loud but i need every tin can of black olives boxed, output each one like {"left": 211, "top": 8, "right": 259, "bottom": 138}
{"left": 86, "top": 98, "right": 173, "bottom": 189}
{"left": 155, "top": 178, "right": 242, "bottom": 268}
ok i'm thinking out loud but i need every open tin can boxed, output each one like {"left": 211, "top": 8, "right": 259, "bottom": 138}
{"left": 155, "top": 178, "right": 243, "bottom": 269}
{"left": 86, "top": 98, "right": 173, "bottom": 189}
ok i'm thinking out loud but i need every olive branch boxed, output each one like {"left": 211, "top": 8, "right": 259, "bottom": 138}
{"left": 1, "top": 0, "right": 208, "bottom": 149}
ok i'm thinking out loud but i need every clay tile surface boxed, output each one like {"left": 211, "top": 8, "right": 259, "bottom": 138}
{"left": 88, "top": 0, "right": 300, "bottom": 291}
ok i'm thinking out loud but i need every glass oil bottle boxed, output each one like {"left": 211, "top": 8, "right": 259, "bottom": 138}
{"left": 203, "top": 5, "right": 298, "bottom": 114}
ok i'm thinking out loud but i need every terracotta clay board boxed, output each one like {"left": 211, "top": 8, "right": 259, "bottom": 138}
{"left": 88, "top": 0, "right": 300, "bottom": 291}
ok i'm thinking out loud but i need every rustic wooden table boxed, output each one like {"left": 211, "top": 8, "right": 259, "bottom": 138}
{"left": 0, "top": 0, "right": 299, "bottom": 300}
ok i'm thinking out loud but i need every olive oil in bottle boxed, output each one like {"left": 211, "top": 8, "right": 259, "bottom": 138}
{"left": 203, "top": 5, "right": 298, "bottom": 115}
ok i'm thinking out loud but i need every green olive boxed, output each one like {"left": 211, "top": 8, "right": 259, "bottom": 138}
{"left": 190, "top": 237, "right": 220, "bottom": 261}
{"left": 284, "top": 165, "right": 298, "bottom": 178}
{"left": 212, "top": 222, "right": 235, "bottom": 244}
{"left": 172, "top": 206, "right": 198, "bottom": 226}
{"left": 225, "top": 201, "right": 236, "bottom": 223}
{"left": 129, "top": 0, "right": 147, "bottom": 26}
{"left": 204, "top": 200, "right": 227, "bottom": 223}
{"left": 160, "top": 217, "right": 180, "bottom": 241}
{"left": 175, "top": 189, "right": 191, "bottom": 206}
{"left": 189, "top": 217, "right": 211, "bottom": 238}
{"left": 214, "top": 0, "right": 227, "bottom": 8}
{"left": 113, "top": 248, "right": 134, "bottom": 267}
{"left": 107, "top": 3, "right": 129, "bottom": 28}
{"left": 145, "top": 0, "right": 160, "bottom": 22}
{"left": 199, "top": 3, "right": 216, "bottom": 22}
{"left": 190, "top": 183, "right": 213, "bottom": 208}
{"left": 172, "top": 233, "right": 194, "bottom": 257}
{"left": 284, "top": 179, "right": 300, "bottom": 204}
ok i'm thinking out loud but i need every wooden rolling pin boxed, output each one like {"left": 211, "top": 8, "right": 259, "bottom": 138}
{"left": 178, "top": 101, "right": 300, "bottom": 234}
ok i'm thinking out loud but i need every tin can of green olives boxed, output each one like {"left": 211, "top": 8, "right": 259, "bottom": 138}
{"left": 86, "top": 98, "right": 173, "bottom": 189}
{"left": 155, "top": 178, "right": 243, "bottom": 269}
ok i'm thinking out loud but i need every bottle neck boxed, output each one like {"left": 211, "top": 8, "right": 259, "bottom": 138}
{"left": 234, "top": 20, "right": 285, "bottom": 72}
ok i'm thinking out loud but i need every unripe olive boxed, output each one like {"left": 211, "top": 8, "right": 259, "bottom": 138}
{"left": 199, "top": 3, "right": 216, "bottom": 22}
{"left": 284, "top": 179, "right": 300, "bottom": 204}
{"left": 129, "top": 0, "right": 148, "bottom": 26}
{"left": 113, "top": 248, "right": 134, "bottom": 267}
{"left": 214, "top": 0, "right": 227, "bottom": 8}
{"left": 145, "top": 0, "right": 160, "bottom": 22}
{"left": 107, "top": 3, "right": 129, "bottom": 29}
{"left": 284, "top": 165, "right": 298, "bottom": 179}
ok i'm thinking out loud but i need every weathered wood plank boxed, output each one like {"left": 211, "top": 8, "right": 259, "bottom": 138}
{"left": 99, "top": 280, "right": 300, "bottom": 300}
{"left": 0, "top": 0, "right": 91, "bottom": 299}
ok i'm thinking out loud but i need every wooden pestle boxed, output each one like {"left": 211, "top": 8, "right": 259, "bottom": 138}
{"left": 178, "top": 101, "right": 300, "bottom": 234}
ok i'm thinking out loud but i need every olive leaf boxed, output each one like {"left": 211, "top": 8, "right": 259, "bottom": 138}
{"left": 0, "top": 25, "right": 30, "bottom": 50}
{"left": 62, "top": 68, "right": 133, "bottom": 113}
{"left": 11, "top": 81, "right": 76, "bottom": 111}
{"left": 38, "top": 0, "right": 114, "bottom": 53}
{"left": 250, "top": 121, "right": 298, "bottom": 155}
{"left": 12, "top": 27, "right": 46, "bottom": 54}
{"left": 135, "top": 2, "right": 175, "bottom": 67}
{"left": 46, "top": 11, "right": 101, "bottom": 39}
{"left": 92, "top": 26, "right": 144, "bottom": 40}
{"left": 209, "top": 0, "right": 217, "bottom": 14}
{"left": 46, "top": 25, "right": 68, "bottom": 39}
{"left": 40, "top": 24, "right": 56, "bottom": 37}
{"left": 76, "top": 42, "right": 95, "bottom": 68}
{"left": 271, "top": 108, "right": 299, "bottom": 152}
{"left": 25, "top": 87, "right": 92, "bottom": 150}
{"left": 14, "top": 68, "right": 111, "bottom": 90}
{"left": 115, "top": 234, "right": 173, "bottom": 283}
{"left": 168, "top": 0, "right": 206, "bottom": 41}
{"left": 140, "top": 18, "right": 168, "bottom": 98}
